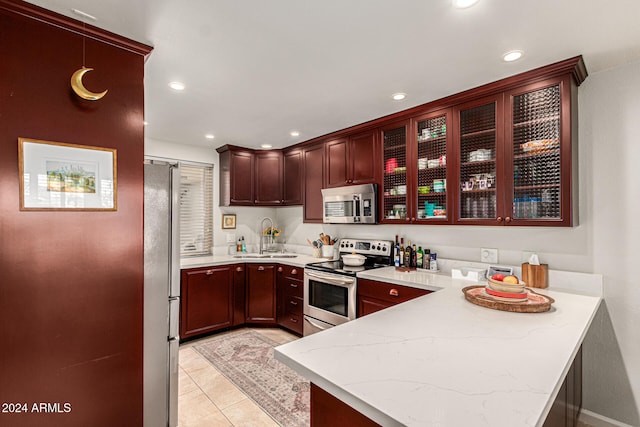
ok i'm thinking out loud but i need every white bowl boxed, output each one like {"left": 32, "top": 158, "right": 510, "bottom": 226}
{"left": 342, "top": 254, "right": 366, "bottom": 266}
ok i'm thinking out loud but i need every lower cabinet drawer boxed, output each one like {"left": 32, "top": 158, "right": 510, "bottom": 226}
{"left": 279, "top": 295, "right": 303, "bottom": 335}
{"left": 282, "top": 278, "right": 303, "bottom": 298}
{"left": 357, "top": 278, "right": 431, "bottom": 305}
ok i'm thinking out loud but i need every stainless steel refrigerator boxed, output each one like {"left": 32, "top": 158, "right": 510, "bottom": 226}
{"left": 144, "top": 160, "right": 180, "bottom": 427}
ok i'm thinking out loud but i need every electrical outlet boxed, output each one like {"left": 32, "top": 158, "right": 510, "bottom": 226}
{"left": 481, "top": 248, "right": 498, "bottom": 264}
{"left": 226, "top": 233, "right": 236, "bottom": 243}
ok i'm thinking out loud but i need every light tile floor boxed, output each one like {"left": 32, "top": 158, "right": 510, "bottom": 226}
{"left": 178, "top": 327, "right": 299, "bottom": 427}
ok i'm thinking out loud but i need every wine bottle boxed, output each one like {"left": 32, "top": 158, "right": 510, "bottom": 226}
{"left": 399, "top": 238, "right": 405, "bottom": 266}
{"left": 405, "top": 241, "right": 413, "bottom": 268}
{"left": 394, "top": 235, "right": 400, "bottom": 267}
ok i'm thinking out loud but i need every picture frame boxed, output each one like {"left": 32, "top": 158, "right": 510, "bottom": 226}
{"left": 18, "top": 138, "right": 117, "bottom": 211}
{"left": 222, "top": 214, "right": 236, "bottom": 229}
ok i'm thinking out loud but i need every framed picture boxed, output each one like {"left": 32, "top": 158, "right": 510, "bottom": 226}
{"left": 18, "top": 138, "right": 117, "bottom": 211}
{"left": 222, "top": 214, "right": 236, "bottom": 229}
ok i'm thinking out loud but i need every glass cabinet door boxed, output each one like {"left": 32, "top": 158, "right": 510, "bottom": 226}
{"left": 457, "top": 99, "right": 500, "bottom": 222}
{"left": 510, "top": 83, "right": 562, "bottom": 221}
{"left": 415, "top": 112, "right": 450, "bottom": 222}
{"left": 381, "top": 123, "right": 408, "bottom": 222}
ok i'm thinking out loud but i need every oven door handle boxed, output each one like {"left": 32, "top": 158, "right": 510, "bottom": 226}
{"left": 305, "top": 316, "right": 332, "bottom": 332}
{"left": 305, "top": 271, "right": 356, "bottom": 286}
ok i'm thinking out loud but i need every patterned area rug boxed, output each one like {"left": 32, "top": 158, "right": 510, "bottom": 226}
{"left": 193, "top": 330, "right": 310, "bottom": 427}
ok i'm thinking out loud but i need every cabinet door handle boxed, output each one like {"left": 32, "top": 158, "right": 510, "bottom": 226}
{"left": 411, "top": 217, "right": 416, "bottom": 222}
{"left": 258, "top": 266, "right": 265, "bottom": 271}
{"left": 505, "top": 216, "right": 512, "bottom": 223}
{"left": 278, "top": 266, "right": 283, "bottom": 272}
{"left": 290, "top": 283, "right": 298, "bottom": 288}
{"left": 389, "top": 289, "right": 399, "bottom": 297}
{"left": 290, "top": 317, "right": 298, "bottom": 323}
{"left": 291, "top": 269, "right": 298, "bottom": 275}
{"left": 236, "top": 267, "right": 243, "bottom": 272}
{"left": 406, "top": 218, "right": 411, "bottom": 222}
{"left": 206, "top": 270, "right": 214, "bottom": 275}
{"left": 290, "top": 300, "right": 298, "bottom": 306}
{"left": 497, "top": 216, "right": 503, "bottom": 223}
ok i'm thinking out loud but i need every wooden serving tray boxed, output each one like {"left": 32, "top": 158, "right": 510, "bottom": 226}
{"left": 462, "top": 285, "right": 554, "bottom": 313}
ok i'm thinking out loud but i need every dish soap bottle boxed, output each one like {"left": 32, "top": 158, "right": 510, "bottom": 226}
{"left": 241, "top": 236, "right": 246, "bottom": 253}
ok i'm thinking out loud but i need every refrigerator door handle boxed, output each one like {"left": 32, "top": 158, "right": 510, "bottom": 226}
{"left": 169, "top": 165, "right": 181, "bottom": 298}
{"left": 168, "top": 297, "right": 180, "bottom": 340}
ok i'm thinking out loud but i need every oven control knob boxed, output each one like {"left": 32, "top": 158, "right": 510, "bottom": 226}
{"left": 350, "top": 243, "right": 354, "bottom": 248}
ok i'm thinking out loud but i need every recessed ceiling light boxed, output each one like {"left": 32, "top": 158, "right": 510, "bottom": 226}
{"left": 392, "top": 93, "right": 407, "bottom": 101}
{"left": 290, "top": 131, "right": 300, "bottom": 137}
{"left": 453, "top": 0, "right": 479, "bottom": 8}
{"left": 261, "top": 144, "right": 273, "bottom": 149}
{"left": 168, "top": 81, "right": 185, "bottom": 91}
{"left": 503, "top": 50, "right": 524, "bottom": 62}
{"left": 205, "top": 134, "right": 215, "bottom": 139}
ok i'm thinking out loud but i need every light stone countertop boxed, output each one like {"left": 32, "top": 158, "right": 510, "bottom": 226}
{"left": 180, "top": 253, "right": 320, "bottom": 269}
{"left": 274, "top": 266, "right": 602, "bottom": 427}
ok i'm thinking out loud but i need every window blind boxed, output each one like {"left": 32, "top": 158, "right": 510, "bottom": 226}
{"left": 179, "top": 163, "right": 213, "bottom": 257}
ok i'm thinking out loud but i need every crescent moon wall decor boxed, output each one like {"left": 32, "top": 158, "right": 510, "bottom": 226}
{"left": 71, "top": 67, "right": 108, "bottom": 101}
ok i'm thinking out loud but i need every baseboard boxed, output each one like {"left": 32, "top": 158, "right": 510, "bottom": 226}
{"left": 579, "top": 409, "right": 635, "bottom": 427}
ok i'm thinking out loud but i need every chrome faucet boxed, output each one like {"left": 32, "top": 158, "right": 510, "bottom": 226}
{"left": 259, "top": 217, "right": 273, "bottom": 254}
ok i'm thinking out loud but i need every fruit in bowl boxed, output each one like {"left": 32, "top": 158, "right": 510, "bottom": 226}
{"left": 487, "top": 274, "right": 525, "bottom": 293}
{"left": 491, "top": 273, "right": 505, "bottom": 281}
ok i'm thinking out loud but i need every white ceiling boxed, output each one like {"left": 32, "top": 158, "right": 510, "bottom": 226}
{"left": 24, "top": 0, "right": 640, "bottom": 150}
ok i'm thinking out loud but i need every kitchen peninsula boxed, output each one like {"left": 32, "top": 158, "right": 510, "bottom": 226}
{"left": 275, "top": 268, "right": 602, "bottom": 426}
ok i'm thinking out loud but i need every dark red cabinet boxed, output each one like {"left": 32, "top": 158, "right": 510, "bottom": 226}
{"left": 277, "top": 265, "right": 304, "bottom": 335}
{"left": 255, "top": 150, "right": 283, "bottom": 205}
{"left": 180, "top": 266, "right": 234, "bottom": 339}
{"left": 232, "top": 264, "right": 246, "bottom": 326}
{"left": 246, "top": 264, "right": 277, "bottom": 324}
{"left": 325, "top": 131, "right": 379, "bottom": 188}
{"left": 357, "top": 278, "right": 431, "bottom": 317}
{"left": 543, "top": 346, "right": 582, "bottom": 427}
{"left": 303, "top": 143, "right": 324, "bottom": 223}
{"left": 283, "top": 148, "right": 303, "bottom": 205}
{"left": 218, "top": 145, "right": 302, "bottom": 206}
{"left": 218, "top": 145, "right": 255, "bottom": 206}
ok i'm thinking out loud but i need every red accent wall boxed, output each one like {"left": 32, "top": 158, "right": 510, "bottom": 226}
{"left": 0, "top": 3, "right": 151, "bottom": 426}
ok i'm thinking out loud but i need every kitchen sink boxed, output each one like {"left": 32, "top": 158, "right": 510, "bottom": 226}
{"left": 232, "top": 254, "right": 298, "bottom": 259}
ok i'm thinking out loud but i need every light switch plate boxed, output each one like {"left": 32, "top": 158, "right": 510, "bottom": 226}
{"left": 481, "top": 248, "right": 498, "bottom": 264}
{"left": 226, "top": 233, "right": 236, "bottom": 243}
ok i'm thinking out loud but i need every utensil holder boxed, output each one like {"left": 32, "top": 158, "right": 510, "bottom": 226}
{"left": 322, "top": 244, "right": 334, "bottom": 259}
{"left": 312, "top": 248, "right": 322, "bottom": 258}
{"left": 521, "top": 263, "right": 548, "bottom": 288}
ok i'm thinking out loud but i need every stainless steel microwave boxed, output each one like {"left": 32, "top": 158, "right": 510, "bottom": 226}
{"left": 321, "top": 184, "right": 377, "bottom": 224}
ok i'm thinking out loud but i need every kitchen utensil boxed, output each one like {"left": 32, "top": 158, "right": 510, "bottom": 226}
{"left": 342, "top": 253, "right": 366, "bottom": 266}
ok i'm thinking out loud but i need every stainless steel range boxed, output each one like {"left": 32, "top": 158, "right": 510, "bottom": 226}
{"left": 303, "top": 238, "right": 394, "bottom": 336}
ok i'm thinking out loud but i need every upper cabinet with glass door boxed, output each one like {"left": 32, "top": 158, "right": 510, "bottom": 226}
{"left": 381, "top": 121, "right": 410, "bottom": 223}
{"left": 505, "top": 76, "right": 577, "bottom": 226}
{"left": 455, "top": 96, "right": 503, "bottom": 225}
{"left": 453, "top": 73, "right": 579, "bottom": 226}
{"left": 414, "top": 109, "right": 453, "bottom": 223}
